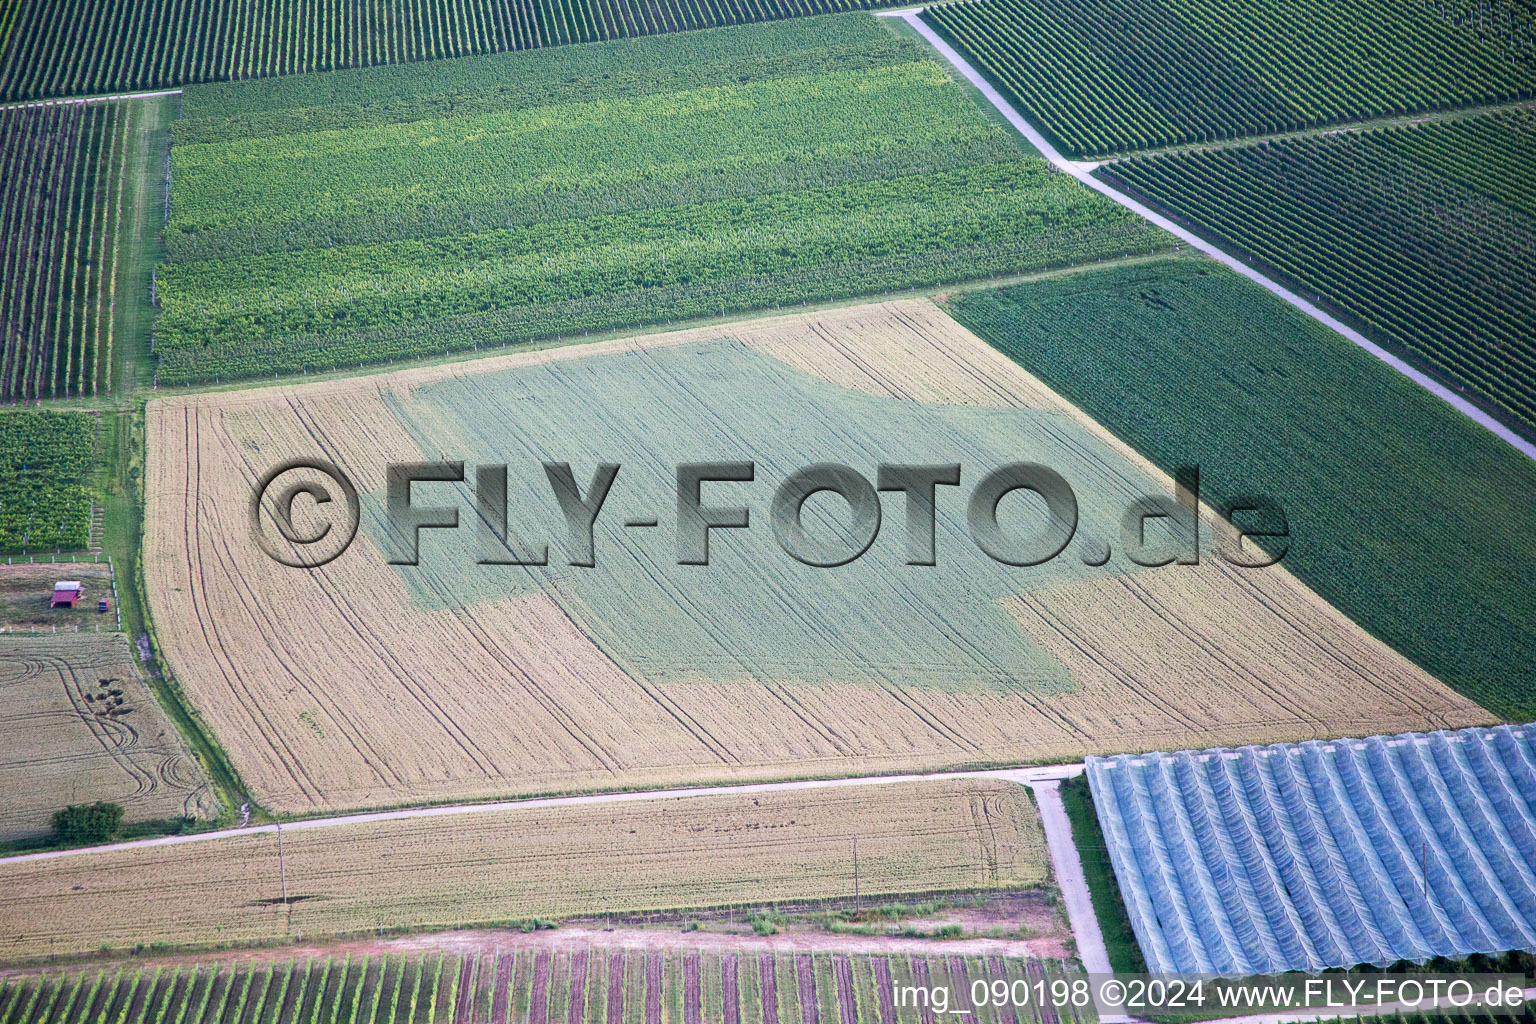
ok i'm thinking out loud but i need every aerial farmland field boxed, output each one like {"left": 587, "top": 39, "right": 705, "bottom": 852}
{"left": 0, "top": 101, "right": 133, "bottom": 401}
{"left": 1088, "top": 724, "right": 1536, "bottom": 974}
{"left": 949, "top": 257, "right": 1536, "bottom": 720}
{"left": 0, "top": 632, "right": 214, "bottom": 842}
{"left": 0, "top": 411, "right": 97, "bottom": 553}
{"left": 0, "top": 778, "right": 1046, "bottom": 958}
{"left": 151, "top": 16, "right": 1167, "bottom": 384}
{"left": 1, "top": 0, "right": 1534, "bottom": 998}
{"left": 1100, "top": 109, "right": 1536, "bottom": 432}
{"left": 0, "top": 0, "right": 911, "bottom": 102}
{"left": 142, "top": 299, "right": 1487, "bottom": 814}
{"left": 923, "top": 0, "right": 1536, "bottom": 157}
{"left": 0, "top": 948, "right": 1090, "bottom": 1024}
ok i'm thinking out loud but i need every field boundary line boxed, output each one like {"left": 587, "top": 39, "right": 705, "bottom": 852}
{"left": 883, "top": 9, "right": 1536, "bottom": 463}
{"left": 0, "top": 89, "right": 184, "bottom": 112}
{"left": 0, "top": 764, "right": 1084, "bottom": 864}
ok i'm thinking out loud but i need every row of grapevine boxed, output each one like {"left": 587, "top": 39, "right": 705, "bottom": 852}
{"left": 0, "top": 99, "right": 129, "bottom": 401}
{"left": 534, "top": 0, "right": 899, "bottom": 46}
{"left": 1101, "top": 108, "right": 1536, "bottom": 431}
{"left": 923, "top": 0, "right": 1536, "bottom": 157}
{"left": 0, "top": 0, "right": 910, "bottom": 102}
{"left": 0, "top": 410, "right": 97, "bottom": 553}
{"left": 0, "top": 949, "right": 1087, "bottom": 1024}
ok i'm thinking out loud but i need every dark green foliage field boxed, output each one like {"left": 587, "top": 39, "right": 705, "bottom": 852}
{"left": 923, "top": 0, "right": 1536, "bottom": 157}
{"left": 155, "top": 16, "right": 1167, "bottom": 384}
{"left": 0, "top": 101, "right": 129, "bottom": 400}
{"left": 0, "top": 0, "right": 906, "bottom": 103}
{"left": 0, "top": 411, "right": 97, "bottom": 554}
{"left": 1100, "top": 109, "right": 1536, "bottom": 433}
{"left": 948, "top": 257, "right": 1536, "bottom": 721}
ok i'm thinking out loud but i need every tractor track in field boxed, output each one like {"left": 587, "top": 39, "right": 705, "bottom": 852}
{"left": 881, "top": 8, "right": 1536, "bottom": 464}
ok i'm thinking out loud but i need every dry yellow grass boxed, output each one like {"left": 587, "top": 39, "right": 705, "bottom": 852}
{"left": 0, "top": 779, "right": 1045, "bottom": 960}
{"left": 141, "top": 300, "right": 1490, "bottom": 814}
{"left": 0, "top": 633, "right": 215, "bottom": 841}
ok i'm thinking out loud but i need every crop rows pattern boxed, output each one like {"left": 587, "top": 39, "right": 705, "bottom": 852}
{"left": 1087, "top": 724, "right": 1536, "bottom": 973}
{"left": 139, "top": 302, "right": 1479, "bottom": 815}
{"left": 0, "top": 100, "right": 130, "bottom": 401}
{"left": 155, "top": 17, "right": 1164, "bottom": 385}
{"left": 948, "top": 258, "right": 1536, "bottom": 722}
{"left": 923, "top": 0, "right": 1536, "bottom": 157}
{"left": 0, "top": 411, "right": 96, "bottom": 553}
{"left": 0, "top": 949, "right": 1090, "bottom": 1024}
{"left": 1102, "top": 109, "right": 1536, "bottom": 431}
{"left": 0, "top": 0, "right": 906, "bottom": 102}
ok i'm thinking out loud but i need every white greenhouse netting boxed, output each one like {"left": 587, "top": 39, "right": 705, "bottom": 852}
{"left": 1086, "top": 724, "right": 1536, "bottom": 975}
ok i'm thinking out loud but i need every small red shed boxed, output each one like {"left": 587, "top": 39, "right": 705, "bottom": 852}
{"left": 51, "top": 581, "right": 83, "bottom": 608}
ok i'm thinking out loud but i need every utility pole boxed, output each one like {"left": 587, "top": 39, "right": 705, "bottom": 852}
{"left": 278, "top": 820, "right": 289, "bottom": 907}
{"left": 853, "top": 836, "right": 860, "bottom": 915}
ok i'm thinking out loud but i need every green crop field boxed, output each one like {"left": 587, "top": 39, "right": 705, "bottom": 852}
{"left": 948, "top": 256, "right": 1536, "bottom": 721}
{"left": 0, "top": 411, "right": 97, "bottom": 554}
{"left": 0, "top": 100, "right": 135, "bottom": 400}
{"left": 1100, "top": 109, "right": 1536, "bottom": 432}
{"left": 923, "top": 0, "right": 1536, "bottom": 157}
{"left": 0, "top": 950, "right": 1087, "bottom": 1023}
{"left": 153, "top": 15, "right": 1165, "bottom": 385}
{"left": 0, "top": 0, "right": 910, "bottom": 103}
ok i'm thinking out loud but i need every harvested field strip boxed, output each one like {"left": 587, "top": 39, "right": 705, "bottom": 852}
{"left": 0, "top": 632, "right": 214, "bottom": 841}
{"left": 142, "top": 300, "right": 1487, "bottom": 815}
{"left": 0, "top": 780, "right": 1045, "bottom": 960}
{"left": 1088, "top": 723, "right": 1536, "bottom": 974}
{"left": 0, "top": 950, "right": 1083, "bottom": 1022}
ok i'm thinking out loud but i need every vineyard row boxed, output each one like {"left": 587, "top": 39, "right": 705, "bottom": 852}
{"left": 1100, "top": 109, "right": 1536, "bottom": 431}
{"left": 0, "top": 948, "right": 1092, "bottom": 1024}
{"left": 0, "top": 0, "right": 906, "bottom": 102}
{"left": 0, "top": 100, "right": 130, "bottom": 402}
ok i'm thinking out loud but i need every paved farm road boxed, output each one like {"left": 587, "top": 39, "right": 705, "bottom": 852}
{"left": 881, "top": 9, "right": 1536, "bottom": 463}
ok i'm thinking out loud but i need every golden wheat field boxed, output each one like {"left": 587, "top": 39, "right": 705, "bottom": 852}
{"left": 141, "top": 300, "right": 1490, "bottom": 814}
{"left": 0, "top": 633, "right": 215, "bottom": 841}
{"left": 0, "top": 778, "right": 1045, "bottom": 959}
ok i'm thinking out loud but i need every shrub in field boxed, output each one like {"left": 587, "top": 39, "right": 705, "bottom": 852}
{"left": 924, "top": 0, "right": 1536, "bottom": 157}
{"left": 1100, "top": 108, "right": 1536, "bottom": 432}
{"left": 51, "top": 801, "right": 123, "bottom": 844}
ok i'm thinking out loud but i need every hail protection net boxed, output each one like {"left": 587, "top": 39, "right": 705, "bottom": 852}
{"left": 1086, "top": 724, "right": 1536, "bottom": 975}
